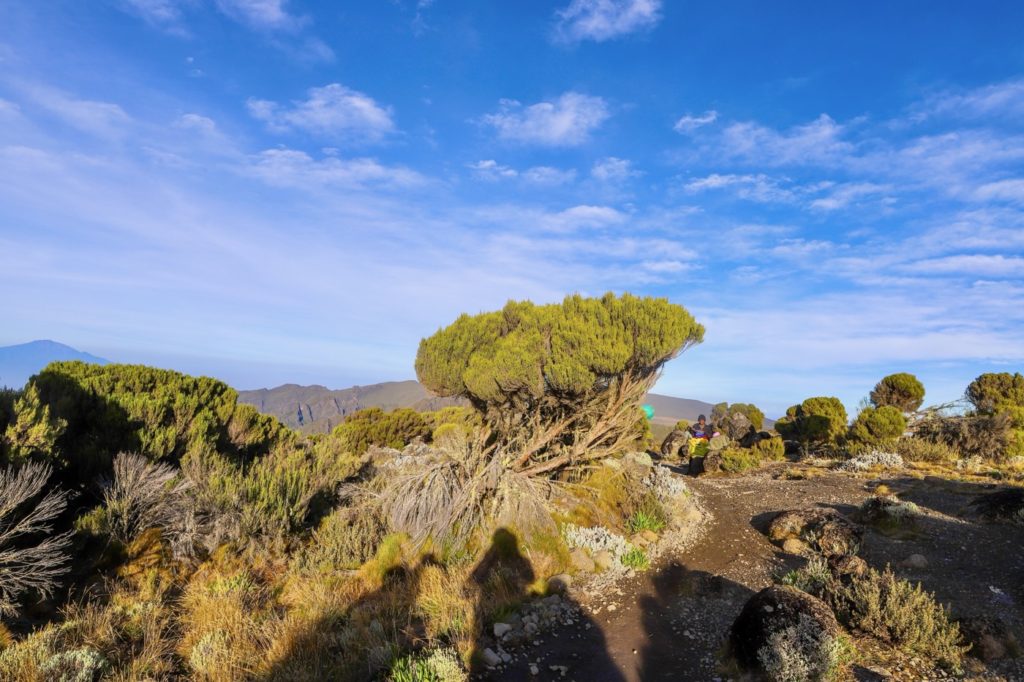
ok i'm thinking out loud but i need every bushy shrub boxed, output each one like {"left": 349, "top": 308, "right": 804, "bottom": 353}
{"left": 720, "top": 447, "right": 761, "bottom": 473}
{"left": 836, "top": 566, "right": 967, "bottom": 670}
{"left": 627, "top": 508, "right": 666, "bottom": 533}
{"left": 966, "top": 372, "right": 1024, "bottom": 414}
{"left": 95, "top": 452, "right": 191, "bottom": 546}
{"left": 27, "top": 362, "right": 291, "bottom": 480}
{"left": 775, "top": 397, "right": 848, "bottom": 453}
{"left": 0, "top": 461, "right": 72, "bottom": 617}
{"left": 916, "top": 413, "right": 1014, "bottom": 461}
{"left": 892, "top": 437, "right": 958, "bottom": 463}
{"left": 757, "top": 613, "right": 848, "bottom": 682}
{"left": 388, "top": 647, "right": 467, "bottom": 682}
{"left": 333, "top": 407, "right": 431, "bottom": 455}
{"left": 752, "top": 436, "right": 785, "bottom": 462}
{"left": 712, "top": 402, "right": 766, "bottom": 432}
{"left": 1, "top": 384, "right": 66, "bottom": 465}
{"left": 964, "top": 372, "right": 1024, "bottom": 459}
{"left": 675, "top": 419, "right": 690, "bottom": 431}
{"left": 301, "top": 508, "right": 386, "bottom": 571}
{"left": 849, "top": 406, "right": 907, "bottom": 445}
{"left": 870, "top": 373, "right": 926, "bottom": 412}
{"left": 620, "top": 547, "right": 649, "bottom": 569}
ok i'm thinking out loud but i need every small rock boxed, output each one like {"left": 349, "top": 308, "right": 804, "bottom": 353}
{"left": 529, "top": 663, "right": 539, "bottom": 675}
{"left": 481, "top": 648, "right": 502, "bottom": 668}
{"left": 493, "top": 622, "right": 512, "bottom": 638}
{"left": 630, "top": 533, "right": 649, "bottom": 547}
{"left": 547, "top": 574, "right": 572, "bottom": 593}
{"left": 569, "top": 548, "right": 595, "bottom": 573}
{"left": 901, "top": 553, "right": 928, "bottom": 569}
{"left": 782, "top": 538, "right": 807, "bottom": 555}
{"left": 641, "top": 529, "right": 659, "bottom": 543}
{"left": 592, "top": 550, "right": 615, "bottom": 571}
{"left": 607, "top": 604, "right": 617, "bottom": 612}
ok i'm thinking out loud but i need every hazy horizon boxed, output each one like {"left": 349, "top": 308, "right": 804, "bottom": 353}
{"left": 3, "top": 1, "right": 1023, "bottom": 416}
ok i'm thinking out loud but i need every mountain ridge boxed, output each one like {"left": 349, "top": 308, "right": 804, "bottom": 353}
{"left": 0, "top": 340, "right": 109, "bottom": 389}
{"left": 238, "top": 380, "right": 720, "bottom": 434}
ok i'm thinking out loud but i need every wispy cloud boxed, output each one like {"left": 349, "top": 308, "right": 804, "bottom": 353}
{"left": 214, "top": 0, "right": 305, "bottom": 31}
{"left": 247, "top": 84, "right": 395, "bottom": 143}
{"left": 481, "top": 92, "right": 609, "bottom": 146}
{"left": 809, "top": 182, "right": 891, "bottom": 211}
{"left": 683, "top": 173, "right": 794, "bottom": 203}
{"left": 553, "top": 0, "right": 662, "bottom": 44}
{"left": 718, "top": 114, "right": 853, "bottom": 166}
{"left": 26, "top": 86, "right": 132, "bottom": 139}
{"left": 467, "top": 160, "right": 577, "bottom": 185}
{"left": 673, "top": 110, "right": 717, "bottom": 133}
{"left": 591, "top": 156, "right": 641, "bottom": 183}
{"left": 244, "top": 148, "right": 425, "bottom": 190}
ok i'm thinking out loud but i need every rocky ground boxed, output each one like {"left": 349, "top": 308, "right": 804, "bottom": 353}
{"left": 485, "top": 461, "right": 1024, "bottom": 681}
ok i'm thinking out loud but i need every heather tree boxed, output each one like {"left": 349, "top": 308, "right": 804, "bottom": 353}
{"left": 415, "top": 293, "right": 704, "bottom": 476}
{"left": 870, "top": 373, "right": 926, "bottom": 412}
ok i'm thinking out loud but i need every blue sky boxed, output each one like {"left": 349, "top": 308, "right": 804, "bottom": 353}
{"left": 2, "top": 1, "right": 1023, "bottom": 417}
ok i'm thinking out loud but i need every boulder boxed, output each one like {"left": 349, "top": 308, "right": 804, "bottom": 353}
{"left": 569, "top": 548, "right": 595, "bottom": 573}
{"left": 688, "top": 451, "right": 723, "bottom": 476}
{"left": 493, "top": 622, "right": 512, "bottom": 638}
{"left": 708, "top": 434, "right": 730, "bottom": 452}
{"left": 901, "top": 553, "right": 928, "bottom": 569}
{"left": 828, "top": 554, "right": 868, "bottom": 579}
{"left": 660, "top": 429, "right": 690, "bottom": 459}
{"left": 719, "top": 411, "right": 753, "bottom": 441}
{"left": 546, "top": 574, "right": 572, "bottom": 594}
{"left": 740, "top": 429, "right": 775, "bottom": 448}
{"left": 623, "top": 451, "right": 653, "bottom": 468}
{"left": 730, "top": 586, "right": 843, "bottom": 676}
{"left": 629, "top": 533, "right": 649, "bottom": 548}
{"left": 767, "top": 509, "right": 863, "bottom": 557}
{"left": 592, "top": 550, "right": 615, "bottom": 571}
{"left": 481, "top": 647, "right": 502, "bottom": 667}
{"left": 640, "top": 530, "right": 659, "bottom": 543}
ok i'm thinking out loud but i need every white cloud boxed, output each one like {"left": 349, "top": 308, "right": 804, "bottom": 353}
{"left": 122, "top": 0, "right": 186, "bottom": 28}
{"left": 683, "top": 173, "right": 794, "bottom": 203}
{"left": 642, "top": 259, "right": 689, "bottom": 274}
{"left": 720, "top": 114, "right": 853, "bottom": 166}
{"left": 554, "top": 0, "right": 662, "bottom": 44}
{"left": 974, "top": 178, "right": 1024, "bottom": 204}
{"left": 468, "top": 159, "right": 517, "bottom": 181}
{"left": 174, "top": 113, "right": 217, "bottom": 134}
{"left": 673, "top": 110, "right": 717, "bottom": 133}
{"left": 541, "top": 204, "right": 627, "bottom": 232}
{"left": 917, "top": 79, "right": 1024, "bottom": 121}
{"left": 809, "top": 182, "right": 891, "bottom": 211}
{"left": 591, "top": 156, "right": 640, "bottom": 182}
{"left": 247, "top": 83, "right": 395, "bottom": 143}
{"left": 904, "top": 254, "right": 1024, "bottom": 277}
{"left": 522, "top": 166, "right": 577, "bottom": 185}
{"left": 481, "top": 92, "right": 609, "bottom": 146}
{"left": 28, "top": 87, "right": 132, "bottom": 139}
{"left": 245, "top": 148, "right": 425, "bottom": 189}
{"left": 214, "top": 0, "right": 304, "bottom": 31}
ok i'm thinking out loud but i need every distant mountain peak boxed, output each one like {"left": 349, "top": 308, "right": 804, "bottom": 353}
{"left": 0, "top": 340, "right": 109, "bottom": 389}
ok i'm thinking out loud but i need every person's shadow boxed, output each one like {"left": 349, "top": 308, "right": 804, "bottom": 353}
{"left": 477, "top": 527, "right": 626, "bottom": 681}
{"left": 467, "top": 528, "right": 536, "bottom": 674}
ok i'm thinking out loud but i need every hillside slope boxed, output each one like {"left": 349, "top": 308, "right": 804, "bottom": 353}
{"left": 0, "top": 340, "right": 109, "bottom": 389}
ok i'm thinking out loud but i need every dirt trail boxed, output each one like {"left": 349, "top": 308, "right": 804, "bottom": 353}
{"left": 491, "top": 463, "right": 1024, "bottom": 681}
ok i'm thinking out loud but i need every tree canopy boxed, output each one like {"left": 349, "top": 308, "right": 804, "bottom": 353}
{"left": 869, "top": 373, "right": 925, "bottom": 412}
{"left": 415, "top": 293, "right": 704, "bottom": 474}
{"left": 775, "top": 396, "right": 848, "bottom": 451}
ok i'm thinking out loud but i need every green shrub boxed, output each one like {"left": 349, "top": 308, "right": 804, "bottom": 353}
{"left": 870, "top": 373, "right": 925, "bottom": 412}
{"left": 26, "top": 362, "right": 291, "bottom": 480}
{"left": 620, "top": 548, "right": 649, "bottom": 569}
{"left": 720, "top": 447, "right": 761, "bottom": 473}
{"left": 675, "top": 419, "right": 690, "bottom": 431}
{"left": 775, "top": 397, "right": 848, "bottom": 453}
{"left": 333, "top": 407, "right": 431, "bottom": 455}
{"left": 849, "top": 406, "right": 907, "bottom": 445}
{"left": 916, "top": 413, "right": 1014, "bottom": 461}
{"left": 627, "top": 508, "right": 666, "bottom": 533}
{"left": 388, "top": 648, "right": 466, "bottom": 682}
{"left": 965, "top": 373, "right": 1024, "bottom": 459}
{"left": 836, "top": 566, "right": 967, "bottom": 671}
{"left": 892, "top": 438, "right": 958, "bottom": 463}
{"left": 301, "top": 508, "right": 386, "bottom": 571}
{"left": 752, "top": 436, "right": 785, "bottom": 461}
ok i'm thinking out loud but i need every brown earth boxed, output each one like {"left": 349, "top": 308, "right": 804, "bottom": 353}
{"left": 488, "top": 462, "right": 1024, "bottom": 682}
